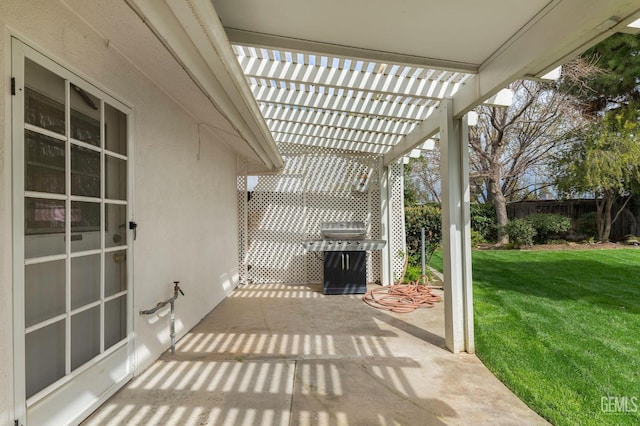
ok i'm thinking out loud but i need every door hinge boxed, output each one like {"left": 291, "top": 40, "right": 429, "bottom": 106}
{"left": 11, "top": 77, "right": 16, "bottom": 96}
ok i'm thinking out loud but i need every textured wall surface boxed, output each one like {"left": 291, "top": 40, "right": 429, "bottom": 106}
{"left": 0, "top": 1, "right": 241, "bottom": 422}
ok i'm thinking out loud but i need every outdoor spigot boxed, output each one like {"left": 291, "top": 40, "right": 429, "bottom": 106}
{"left": 174, "top": 281, "right": 184, "bottom": 296}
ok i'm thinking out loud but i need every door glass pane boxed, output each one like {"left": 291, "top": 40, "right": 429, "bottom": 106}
{"left": 25, "top": 198, "right": 65, "bottom": 258}
{"left": 105, "top": 104, "right": 127, "bottom": 155}
{"left": 25, "top": 130, "right": 65, "bottom": 194}
{"left": 105, "top": 250, "right": 127, "bottom": 297}
{"left": 71, "top": 201, "right": 100, "bottom": 252}
{"left": 106, "top": 155, "right": 126, "bottom": 200}
{"left": 24, "top": 59, "right": 65, "bottom": 135}
{"left": 20, "top": 52, "right": 131, "bottom": 410}
{"left": 70, "top": 84, "right": 100, "bottom": 146}
{"left": 71, "top": 306, "right": 100, "bottom": 371}
{"left": 25, "top": 320, "right": 65, "bottom": 398}
{"left": 105, "top": 296, "right": 127, "bottom": 350}
{"left": 71, "top": 145, "right": 100, "bottom": 197}
{"left": 106, "top": 204, "right": 127, "bottom": 248}
{"left": 71, "top": 254, "right": 100, "bottom": 309}
{"left": 25, "top": 260, "right": 66, "bottom": 327}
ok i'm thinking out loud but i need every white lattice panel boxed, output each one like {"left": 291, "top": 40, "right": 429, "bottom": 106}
{"left": 247, "top": 174, "right": 306, "bottom": 284}
{"left": 237, "top": 157, "right": 248, "bottom": 284}
{"left": 242, "top": 144, "right": 384, "bottom": 284}
{"left": 389, "top": 163, "right": 407, "bottom": 282}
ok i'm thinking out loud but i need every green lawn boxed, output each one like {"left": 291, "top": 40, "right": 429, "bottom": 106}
{"left": 431, "top": 249, "right": 640, "bottom": 426}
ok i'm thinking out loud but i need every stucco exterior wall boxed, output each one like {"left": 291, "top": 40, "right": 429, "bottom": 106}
{"left": 0, "top": 15, "right": 11, "bottom": 426}
{"left": 0, "top": 1, "right": 239, "bottom": 422}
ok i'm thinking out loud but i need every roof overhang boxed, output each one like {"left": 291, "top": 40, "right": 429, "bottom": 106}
{"left": 126, "top": 0, "right": 284, "bottom": 171}
{"left": 127, "top": 0, "right": 640, "bottom": 168}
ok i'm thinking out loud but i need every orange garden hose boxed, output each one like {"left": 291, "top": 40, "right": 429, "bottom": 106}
{"left": 363, "top": 283, "right": 442, "bottom": 313}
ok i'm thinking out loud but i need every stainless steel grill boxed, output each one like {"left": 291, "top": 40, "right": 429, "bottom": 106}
{"left": 303, "top": 221, "right": 386, "bottom": 252}
{"left": 321, "top": 221, "right": 366, "bottom": 240}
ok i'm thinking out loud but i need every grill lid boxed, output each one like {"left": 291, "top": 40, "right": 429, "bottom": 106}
{"left": 320, "top": 221, "right": 366, "bottom": 240}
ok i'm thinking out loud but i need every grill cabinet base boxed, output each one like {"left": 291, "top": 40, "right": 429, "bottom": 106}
{"left": 323, "top": 251, "right": 366, "bottom": 294}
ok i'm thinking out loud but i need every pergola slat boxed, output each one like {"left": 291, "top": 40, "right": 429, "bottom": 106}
{"left": 265, "top": 117, "right": 416, "bottom": 136}
{"left": 260, "top": 105, "right": 418, "bottom": 135}
{"left": 238, "top": 56, "right": 468, "bottom": 100}
{"left": 273, "top": 132, "right": 391, "bottom": 154}
{"left": 268, "top": 123, "right": 402, "bottom": 145}
{"left": 252, "top": 86, "right": 436, "bottom": 121}
{"left": 233, "top": 44, "right": 473, "bottom": 154}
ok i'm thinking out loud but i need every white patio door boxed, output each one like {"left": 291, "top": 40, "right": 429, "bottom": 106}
{"left": 12, "top": 39, "right": 133, "bottom": 425}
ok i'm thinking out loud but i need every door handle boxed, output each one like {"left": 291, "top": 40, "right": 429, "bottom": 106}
{"left": 341, "top": 254, "right": 345, "bottom": 269}
{"left": 346, "top": 254, "right": 350, "bottom": 269}
{"left": 129, "top": 221, "right": 138, "bottom": 240}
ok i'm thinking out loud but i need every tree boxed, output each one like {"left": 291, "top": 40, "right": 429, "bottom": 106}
{"left": 468, "top": 79, "right": 582, "bottom": 244}
{"left": 553, "top": 107, "right": 640, "bottom": 242}
{"left": 555, "top": 34, "right": 640, "bottom": 242}
{"left": 403, "top": 158, "right": 421, "bottom": 206}
{"left": 562, "top": 33, "right": 640, "bottom": 117}
{"left": 405, "top": 144, "right": 441, "bottom": 204}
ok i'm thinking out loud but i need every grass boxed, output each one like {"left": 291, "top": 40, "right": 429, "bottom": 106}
{"left": 430, "top": 249, "right": 640, "bottom": 426}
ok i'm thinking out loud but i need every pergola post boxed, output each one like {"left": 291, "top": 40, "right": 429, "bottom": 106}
{"left": 380, "top": 166, "right": 392, "bottom": 286}
{"left": 439, "top": 99, "right": 474, "bottom": 354}
{"left": 381, "top": 163, "right": 406, "bottom": 286}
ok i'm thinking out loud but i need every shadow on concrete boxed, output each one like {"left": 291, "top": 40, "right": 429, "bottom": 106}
{"left": 84, "top": 283, "right": 545, "bottom": 425}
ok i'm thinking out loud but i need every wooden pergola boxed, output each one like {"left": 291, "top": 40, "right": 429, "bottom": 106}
{"left": 127, "top": 0, "right": 640, "bottom": 353}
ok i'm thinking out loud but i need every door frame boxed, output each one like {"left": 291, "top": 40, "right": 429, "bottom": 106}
{"left": 11, "top": 37, "right": 135, "bottom": 425}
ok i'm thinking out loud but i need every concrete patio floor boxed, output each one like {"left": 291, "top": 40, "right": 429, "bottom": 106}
{"left": 84, "top": 283, "right": 547, "bottom": 425}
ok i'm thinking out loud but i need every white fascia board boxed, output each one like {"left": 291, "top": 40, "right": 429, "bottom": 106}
{"left": 383, "top": 113, "right": 439, "bottom": 165}
{"left": 127, "top": 0, "right": 283, "bottom": 170}
{"left": 450, "top": 0, "right": 640, "bottom": 117}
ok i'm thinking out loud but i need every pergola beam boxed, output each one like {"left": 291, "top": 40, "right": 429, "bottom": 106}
{"left": 451, "top": 0, "right": 640, "bottom": 117}
{"left": 388, "top": 0, "right": 640, "bottom": 164}
{"left": 382, "top": 114, "right": 439, "bottom": 165}
{"left": 226, "top": 28, "right": 479, "bottom": 73}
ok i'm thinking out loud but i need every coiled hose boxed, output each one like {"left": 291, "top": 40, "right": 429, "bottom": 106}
{"left": 363, "top": 284, "right": 442, "bottom": 313}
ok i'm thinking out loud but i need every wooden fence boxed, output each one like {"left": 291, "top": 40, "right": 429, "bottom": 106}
{"left": 507, "top": 198, "right": 640, "bottom": 240}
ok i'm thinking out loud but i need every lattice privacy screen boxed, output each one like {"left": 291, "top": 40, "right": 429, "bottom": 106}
{"left": 388, "top": 163, "right": 407, "bottom": 282}
{"left": 237, "top": 157, "right": 248, "bottom": 285}
{"left": 237, "top": 145, "right": 405, "bottom": 284}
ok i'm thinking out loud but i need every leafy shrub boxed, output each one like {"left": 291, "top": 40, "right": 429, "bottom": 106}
{"left": 470, "top": 203, "right": 498, "bottom": 242}
{"left": 575, "top": 212, "right": 598, "bottom": 239}
{"left": 527, "top": 213, "right": 571, "bottom": 244}
{"left": 505, "top": 219, "right": 536, "bottom": 248}
{"left": 625, "top": 236, "right": 640, "bottom": 246}
{"left": 405, "top": 204, "right": 442, "bottom": 267}
{"left": 547, "top": 239, "right": 568, "bottom": 245}
{"left": 403, "top": 265, "right": 423, "bottom": 283}
{"left": 470, "top": 229, "right": 486, "bottom": 245}
{"left": 405, "top": 203, "right": 497, "bottom": 263}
